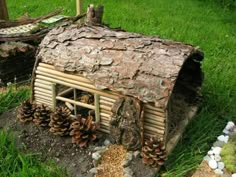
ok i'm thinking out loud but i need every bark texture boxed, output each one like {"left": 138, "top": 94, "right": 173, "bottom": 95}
{"left": 36, "top": 24, "right": 204, "bottom": 108}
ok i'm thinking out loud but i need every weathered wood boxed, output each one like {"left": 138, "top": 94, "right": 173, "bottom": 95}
{"left": 37, "top": 24, "right": 204, "bottom": 108}
{"left": 0, "top": 0, "right": 8, "bottom": 20}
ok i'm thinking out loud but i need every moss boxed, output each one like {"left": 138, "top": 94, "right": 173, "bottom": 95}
{"left": 221, "top": 133, "right": 236, "bottom": 173}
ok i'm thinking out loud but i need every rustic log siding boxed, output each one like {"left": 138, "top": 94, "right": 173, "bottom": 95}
{"left": 34, "top": 63, "right": 166, "bottom": 138}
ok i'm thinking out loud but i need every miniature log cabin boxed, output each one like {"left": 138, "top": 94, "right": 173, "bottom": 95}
{"left": 31, "top": 24, "right": 204, "bottom": 153}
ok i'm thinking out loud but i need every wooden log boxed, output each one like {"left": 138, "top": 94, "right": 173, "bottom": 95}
{"left": 36, "top": 70, "right": 97, "bottom": 89}
{"left": 100, "top": 116, "right": 110, "bottom": 122}
{"left": 144, "top": 108, "right": 166, "bottom": 117}
{"left": 94, "top": 94, "right": 100, "bottom": 123}
{"left": 144, "top": 122, "right": 165, "bottom": 131}
{"left": 100, "top": 104, "right": 111, "bottom": 112}
{"left": 0, "top": 0, "right": 9, "bottom": 20}
{"left": 144, "top": 130, "right": 164, "bottom": 140}
{"left": 35, "top": 94, "right": 53, "bottom": 102}
{"left": 144, "top": 118, "right": 165, "bottom": 127}
{"left": 99, "top": 100, "right": 113, "bottom": 106}
{"left": 35, "top": 74, "right": 119, "bottom": 99}
{"left": 100, "top": 96, "right": 116, "bottom": 103}
{"left": 38, "top": 63, "right": 92, "bottom": 83}
{"left": 100, "top": 109, "right": 111, "bottom": 115}
{"left": 35, "top": 100, "right": 53, "bottom": 107}
{"left": 100, "top": 121, "right": 110, "bottom": 127}
{"left": 144, "top": 104, "right": 165, "bottom": 113}
{"left": 34, "top": 87, "right": 52, "bottom": 94}
{"left": 144, "top": 113, "right": 165, "bottom": 122}
{"left": 99, "top": 127, "right": 109, "bottom": 134}
{"left": 144, "top": 125, "right": 165, "bottom": 135}
{"left": 58, "top": 88, "right": 74, "bottom": 96}
{"left": 56, "top": 96, "right": 95, "bottom": 110}
{"left": 34, "top": 82, "right": 52, "bottom": 90}
{"left": 35, "top": 79, "right": 52, "bottom": 85}
{"left": 100, "top": 112, "right": 111, "bottom": 118}
{"left": 34, "top": 91, "right": 51, "bottom": 97}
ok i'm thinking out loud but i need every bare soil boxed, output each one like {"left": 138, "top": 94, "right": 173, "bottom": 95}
{"left": 0, "top": 109, "right": 157, "bottom": 177}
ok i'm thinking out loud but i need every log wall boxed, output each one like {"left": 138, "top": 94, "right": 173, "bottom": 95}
{"left": 33, "top": 63, "right": 166, "bottom": 140}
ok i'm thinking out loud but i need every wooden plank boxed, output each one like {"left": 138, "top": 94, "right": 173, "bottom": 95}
{"left": 144, "top": 104, "right": 165, "bottom": 113}
{"left": 100, "top": 112, "right": 111, "bottom": 118}
{"left": 144, "top": 122, "right": 165, "bottom": 131}
{"left": 35, "top": 94, "right": 53, "bottom": 102}
{"left": 56, "top": 96, "right": 95, "bottom": 110}
{"left": 144, "top": 125, "right": 165, "bottom": 135}
{"left": 34, "top": 91, "right": 51, "bottom": 97}
{"left": 100, "top": 104, "right": 111, "bottom": 112}
{"left": 35, "top": 78, "right": 52, "bottom": 85}
{"left": 34, "top": 82, "right": 52, "bottom": 90}
{"left": 100, "top": 96, "right": 116, "bottom": 103}
{"left": 36, "top": 74, "right": 120, "bottom": 99}
{"left": 144, "top": 108, "right": 166, "bottom": 117}
{"left": 144, "top": 118, "right": 165, "bottom": 127}
{"left": 99, "top": 99, "right": 113, "bottom": 106}
{"left": 144, "top": 113, "right": 165, "bottom": 122}
{"left": 100, "top": 109, "right": 111, "bottom": 115}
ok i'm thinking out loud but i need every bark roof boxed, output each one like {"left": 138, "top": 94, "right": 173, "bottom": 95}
{"left": 36, "top": 24, "right": 204, "bottom": 108}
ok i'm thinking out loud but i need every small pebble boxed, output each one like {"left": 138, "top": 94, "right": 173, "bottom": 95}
{"left": 208, "top": 159, "right": 217, "bottom": 169}
{"left": 214, "top": 169, "right": 223, "bottom": 175}
{"left": 104, "top": 139, "right": 111, "bottom": 146}
{"left": 217, "top": 135, "right": 226, "bottom": 142}
{"left": 92, "top": 152, "right": 101, "bottom": 160}
{"left": 212, "top": 147, "right": 221, "bottom": 155}
{"left": 225, "top": 121, "right": 235, "bottom": 130}
{"left": 217, "top": 162, "right": 224, "bottom": 170}
{"left": 94, "top": 146, "right": 106, "bottom": 151}
{"left": 89, "top": 167, "right": 98, "bottom": 174}
{"left": 213, "top": 141, "right": 225, "bottom": 147}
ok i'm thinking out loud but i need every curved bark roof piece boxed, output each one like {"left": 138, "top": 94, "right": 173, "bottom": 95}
{"left": 37, "top": 24, "right": 204, "bottom": 108}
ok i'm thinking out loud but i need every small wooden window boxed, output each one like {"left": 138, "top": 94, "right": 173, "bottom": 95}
{"left": 54, "top": 84, "right": 100, "bottom": 122}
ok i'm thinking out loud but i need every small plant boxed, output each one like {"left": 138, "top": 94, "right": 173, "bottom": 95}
{"left": 17, "top": 99, "right": 35, "bottom": 123}
{"left": 221, "top": 133, "right": 236, "bottom": 173}
{"left": 49, "top": 106, "right": 72, "bottom": 136}
{"left": 70, "top": 115, "right": 97, "bottom": 148}
{"left": 33, "top": 104, "right": 52, "bottom": 127}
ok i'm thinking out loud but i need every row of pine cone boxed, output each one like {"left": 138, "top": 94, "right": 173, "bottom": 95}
{"left": 17, "top": 99, "right": 98, "bottom": 148}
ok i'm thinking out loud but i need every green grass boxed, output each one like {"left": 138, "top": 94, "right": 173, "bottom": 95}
{"left": 4, "top": 0, "right": 236, "bottom": 176}
{"left": 0, "top": 130, "right": 68, "bottom": 177}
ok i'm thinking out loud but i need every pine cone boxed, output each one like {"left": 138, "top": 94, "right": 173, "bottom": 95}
{"left": 141, "top": 137, "right": 167, "bottom": 168}
{"left": 17, "top": 99, "right": 35, "bottom": 123}
{"left": 49, "top": 106, "right": 72, "bottom": 136}
{"left": 70, "top": 115, "right": 97, "bottom": 148}
{"left": 33, "top": 104, "right": 51, "bottom": 127}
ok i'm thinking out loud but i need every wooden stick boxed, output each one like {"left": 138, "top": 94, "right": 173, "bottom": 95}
{"left": 100, "top": 104, "right": 112, "bottom": 112}
{"left": 100, "top": 121, "right": 110, "bottom": 127}
{"left": 34, "top": 91, "right": 51, "bottom": 97}
{"left": 52, "top": 83, "right": 57, "bottom": 110}
{"left": 35, "top": 78, "right": 52, "bottom": 85}
{"left": 34, "top": 82, "right": 52, "bottom": 90}
{"left": 38, "top": 63, "right": 121, "bottom": 97}
{"left": 144, "top": 108, "right": 166, "bottom": 117}
{"left": 73, "top": 88, "right": 77, "bottom": 116}
{"left": 38, "top": 63, "right": 92, "bottom": 83}
{"left": 100, "top": 109, "right": 111, "bottom": 115}
{"left": 100, "top": 96, "right": 116, "bottom": 103}
{"left": 94, "top": 94, "right": 100, "bottom": 123}
{"left": 56, "top": 96, "right": 95, "bottom": 110}
{"left": 34, "top": 87, "right": 52, "bottom": 94}
{"left": 0, "top": 0, "right": 8, "bottom": 20}
{"left": 98, "top": 128, "right": 109, "bottom": 134}
{"left": 144, "top": 118, "right": 165, "bottom": 127}
{"left": 76, "top": 0, "right": 82, "bottom": 16}
{"left": 36, "top": 74, "right": 119, "bottom": 99}
{"left": 100, "top": 112, "right": 111, "bottom": 118}
{"left": 144, "top": 122, "right": 165, "bottom": 130}
{"left": 144, "top": 104, "right": 164, "bottom": 113}
{"left": 144, "top": 112, "right": 165, "bottom": 121}
{"left": 36, "top": 70, "right": 97, "bottom": 89}
{"left": 35, "top": 98, "right": 53, "bottom": 104}
{"left": 35, "top": 94, "right": 53, "bottom": 102}
{"left": 100, "top": 116, "right": 110, "bottom": 122}
{"left": 58, "top": 88, "right": 74, "bottom": 96}
{"left": 99, "top": 100, "right": 114, "bottom": 106}
{"left": 144, "top": 125, "right": 165, "bottom": 135}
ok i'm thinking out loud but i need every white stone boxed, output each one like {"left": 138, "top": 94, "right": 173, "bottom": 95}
{"left": 232, "top": 173, "right": 236, "bottom": 177}
{"left": 208, "top": 159, "right": 217, "bottom": 169}
{"left": 92, "top": 152, "right": 101, "bottom": 160}
{"left": 214, "top": 155, "right": 221, "bottom": 161}
{"left": 89, "top": 167, "right": 98, "bottom": 174}
{"left": 223, "top": 129, "right": 230, "bottom": 135}
{"left": 225, "top": 135, "right": 229, "bottom": 143}
{"left": 94, "top": 146, "right": 106, "bottom": 151}
{"left": 133, "top": 151, "right": 140, "bottom": 158}
{"left": 212, "top": 147, "right": 222, "bottom": 155}
{"left": 210, "top": 155, "right": 215, "bottom": 160}
{"left": 217, "top": 162, "right": 224, "bottom": 170}
{"left": 104, "top": 139, "right": 111, "bottom": 146}
{"left": 214, "top": 169, "right": 223, "bottom": 175}
{"left": 217, "top": 135, "right": 226, "bottom": 142}
{"left": 203, "top": 155, "right": 211, "bottom": 162}
{"left": 225, "top": 121, "right": 235, "bottom": 130}
{"left": 208, "top": 150, "right": 214, "bottom": 155}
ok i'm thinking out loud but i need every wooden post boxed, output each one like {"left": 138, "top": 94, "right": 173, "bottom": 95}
{"left": 94, "top": 94, "right": 100, "bottom": 123}
{"left": 52, "top": 83, "right": 57, "bottom": 111}
{"left": 0, "top": 0, "right": 9, "bottom": 20}
{"left": 76, "top": 0, "right": 82, "bottom": 16}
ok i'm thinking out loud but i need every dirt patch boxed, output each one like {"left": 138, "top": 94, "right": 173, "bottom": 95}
{"left": 0, "top": 109, "right": 157, "bottom": 177}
